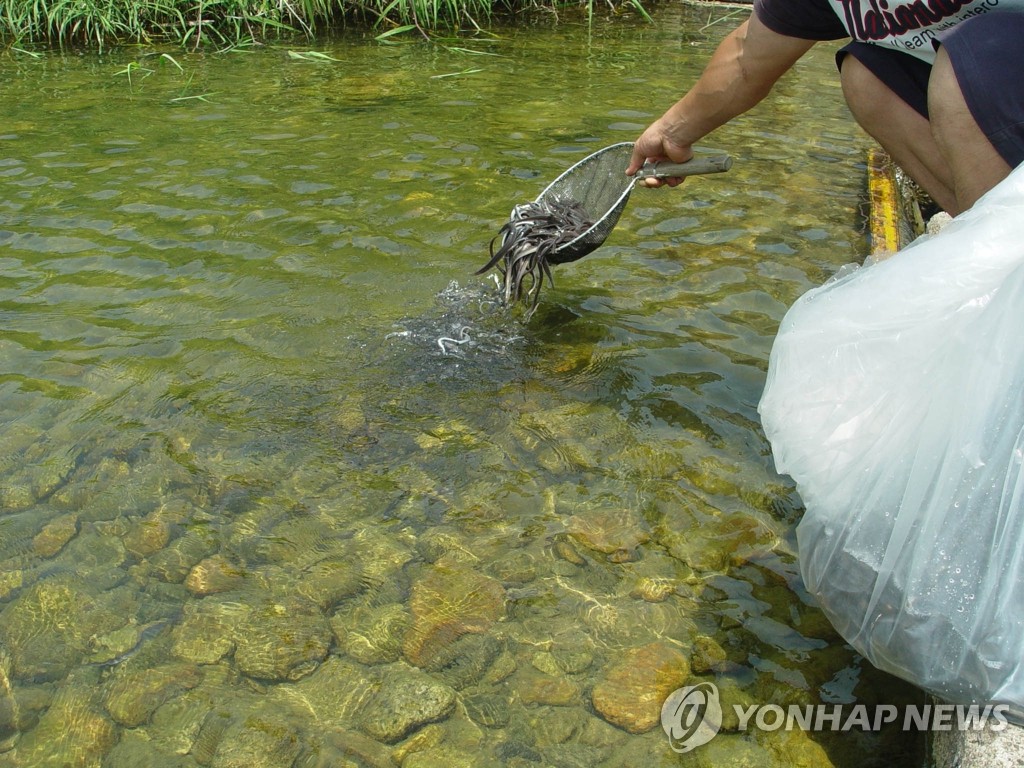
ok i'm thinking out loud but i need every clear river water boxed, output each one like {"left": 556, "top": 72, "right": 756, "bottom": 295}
{"left": 0, "top": 6, "right": 927, "bottom": 767}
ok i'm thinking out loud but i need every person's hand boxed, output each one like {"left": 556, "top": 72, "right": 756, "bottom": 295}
{"left": 626, "top": 120, "right": 694, "bottom": 188}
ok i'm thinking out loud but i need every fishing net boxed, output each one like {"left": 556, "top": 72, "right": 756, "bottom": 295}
{"left": 536, "top": 142, "right": 635, "bottom": 264}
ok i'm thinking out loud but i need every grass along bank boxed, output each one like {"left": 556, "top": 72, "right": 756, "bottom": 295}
{"left": 0, "top": 0, "right": 652, "bottom": 50}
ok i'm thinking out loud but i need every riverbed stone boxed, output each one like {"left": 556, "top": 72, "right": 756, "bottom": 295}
{"left": 124, "top": 517, "right": 174, "bottom": 559}
{"left": 87, "top": 623, "right": 148, "bottom": 667}
{"left": 333, "top": 602, "right": 411, "bottom": 666}
{"left": 565, "top": 508, "right": 651, "bottom": 562}
{"left": 482, "top": 649, "right": 517, "bottom": 685}
{"left": 185, "top": 555, "right": 247, "bottom": 597}
{"left": 423, "top": 632, "right": 501, "bottom": 690}
{"left": 147, "top": 687, "right": 215, "bottom": 758}
{"left": 693, "top": 732, "right": 770, "bottom": 768}
{"left": 104, "top": 661, "right": 203, "bottom": 727}
{"left": 234, "top": 596, "right": 331, "bottom": 681}
{"left": 12, "top": 680, "right": 117, "bottom": 768}
{"left": 32, "top": 513, "right": 79, "bottom": 558}
{"left": 103, "top": 727, "right": 193, "bottom": 768}
{"left": 171, "top": 597, "right": 249, "bottom": 665}
{"left": 690, "top": 634, "right": 729, "bottom": 674}
{"left": 296, "top": 556, "right": 365, "bottom": 610}
{"left": 150, "top": 529, "right": 219, "bottom": 583}
{"left": 275, "top": 655, "right": 380, "bottom": 729}
{"left": 390, "top": 722, "right": 446, "bottom": 763}
{"left": 517, "top": 669, "right": 580, "bottom": 707}
{"left": 591, "top": 641, "right": 690, "bottom": 734}
{"left": 417, "top": 528, "right": 479, "bottom": 565}
{"left": 209, "top": 708, "right": 303, "bottom": 768}
{"left": 403, "top": 563, "right": 506, "bottom": 668}
{"left": 359, "top": 666, "right": 456, "bottom": 743}
{"left": 761, "top": 725, "right": 836, "bottom": 768}
{"left": 550, "top": 647, "right": 593, "bottom": 675}
{"left": 462, "top": 689, "right": 511, "bottom": 729}
{"left": 629, "top": 576, "right": 676, "bottom": 603}
{"left": 0, "top": 570, "right": 23, "bottom": 602}
{"left": 402, "top": 746, "right": 478, "bottom": 768}
{"left": 189, "top": 707, "right": 236, "bottom": 766}
{"left": 525, "top": 704, "right": 587, "bottom": 747}
{"left": 0, "top": 577, "right": 124, "bottom": 681}
{"left": 0, "top": 647, "right": 19, "bottom": 751}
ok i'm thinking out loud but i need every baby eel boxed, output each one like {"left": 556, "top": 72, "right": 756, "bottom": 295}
{"left": 476, "top": 198, "right": 593, "bottom": 318}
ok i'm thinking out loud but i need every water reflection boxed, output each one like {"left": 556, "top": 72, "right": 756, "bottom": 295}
{"left": 0, "top": 10, "right": 925, "bottom": 767}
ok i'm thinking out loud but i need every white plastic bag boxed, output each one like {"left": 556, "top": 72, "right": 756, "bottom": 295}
{"left": 759, "top": 163, "right": 1024, "bottom": 717}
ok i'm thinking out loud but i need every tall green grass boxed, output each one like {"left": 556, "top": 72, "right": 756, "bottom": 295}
{"left": 0, "top": 0, "right": 647, "bottom": 49}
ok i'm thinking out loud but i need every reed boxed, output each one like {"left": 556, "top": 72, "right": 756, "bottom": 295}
{"left": 0, "top": 0, "right": 648, "bottom": 49}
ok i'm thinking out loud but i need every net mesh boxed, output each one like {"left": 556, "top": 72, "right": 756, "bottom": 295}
{"left": 535, "top": 142, "right": 635, "bottom": 264}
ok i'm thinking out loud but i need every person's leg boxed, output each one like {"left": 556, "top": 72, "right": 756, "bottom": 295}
{"left": 927, "top": 46, "right": 1011, "bottom": 216}
{"left": 930, "top": 12, "right": 1024, "bottom": 214}
{"left": 840, "top": 53, "right": 958, "bottom": 213}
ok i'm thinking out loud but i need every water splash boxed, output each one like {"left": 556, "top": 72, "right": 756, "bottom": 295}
{"left": 386, "top": 279, "right": 526, "bottom": 360}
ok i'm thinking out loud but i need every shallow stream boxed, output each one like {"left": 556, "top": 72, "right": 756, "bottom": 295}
{"left": 0, "top": 7, "right": 926, "bottom": 766}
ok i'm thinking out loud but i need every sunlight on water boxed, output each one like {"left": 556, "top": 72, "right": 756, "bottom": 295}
{"left": 0, "top": 8, "right": 926, "bottom": 767}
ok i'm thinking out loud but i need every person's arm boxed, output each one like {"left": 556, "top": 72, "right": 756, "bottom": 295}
{"left": 627, "top": 13, "right": 816, "bottom": 185}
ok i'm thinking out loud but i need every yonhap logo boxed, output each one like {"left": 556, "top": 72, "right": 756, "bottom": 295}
{"left": 660, "top": 682, "right": 1011, "bottom": 752}
{"left": 661, "top": 682, "right": 723, "bottom": 753}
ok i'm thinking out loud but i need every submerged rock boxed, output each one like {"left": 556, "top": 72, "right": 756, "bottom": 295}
{"left": 12, "top": 678, "right": 117, "bottom": 768}
{"left": 333, "top": 602, "right": 412, "bottom": 666}
{"left": 172, "top": 598, "right": 249, "bottom": 665}
{"left": 191, "top": 708, "right": 236, "bottom": 767}
{"left": 0, "top": 646, "right": 19, "bottom": 751}
{"left": 402, "top": 746, "right": 479, "bottom": 768}
{"left": 147, "top": 687, "right": 216, "bottom": 759}
{"left": 359, "top": 667, "right": 456, "bottom": 744}
{"left": 233, "top": 596, "right": 330, "bottom": 681}
{"left": 185, "top": 555, "right": 247, "bottom": 597}
{"left": 104, "top": 662, "right": 203, "bottom": 727}
{"left": 150, "top": 530, "right": 219, "bottom": 584}
{"left": 591, "top": 641, "right": 690, "bottom": 734}
{"left": 32, "top": 513, "right": 79, "bottom": 558}
{"left": 274, "top": 655, "right": 380, "bottom": 730}
{"left": 629, "top": 576, "right": 676, "bottom": 603}
{"left": 208, "top": 709, "right": 303, "bottom": 768}
{"left": 690, "top": 634, "right": 729, "bottom": 675}
{"left": 0, "top": 577, "right": 125, "bottom": 681}
{"left": 462, "top": 689, "right": 511, "bottom": 729}
{"left": 423, "top": 633, "right": 502, "bottom": 691}
{"left": 565, "top": 508, "right": 651, "bottom": 563}
{"left": 296, "top": 557, "right": 366, "bottom": 611}
{"left": 761, "top": 725, "right": 836, "bottom": 768}
{"left": 693, "top": 732, "right": 770, "bottom": 768}
{"left": 123, "top": 516, "right": 174, "bottom": 560}
{"left": 516, "top": 669, "right": 580, "bottom": 707}
{"left": 403, "top": 563, "right": 506, "bottom": 668}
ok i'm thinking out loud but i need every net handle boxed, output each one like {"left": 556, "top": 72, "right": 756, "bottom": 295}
{"left": 634, "top": 154, "right": 733, "bottom": 179}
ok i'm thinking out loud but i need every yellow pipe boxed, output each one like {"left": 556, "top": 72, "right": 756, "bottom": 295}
{"left": 867, "top": 147, "right": 903, "bottom": 258}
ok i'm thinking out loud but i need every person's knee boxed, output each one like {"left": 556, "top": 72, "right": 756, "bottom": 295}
{"left": 840, "top": 55, "right": 886, "bottom": 126}
{"left": 839, "top": 54, "right": 897, "bottom": 132}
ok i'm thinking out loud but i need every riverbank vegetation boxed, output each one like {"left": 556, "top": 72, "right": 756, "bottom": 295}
{"left": 0, "top": 0, "right": 652, "bottom": 50}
